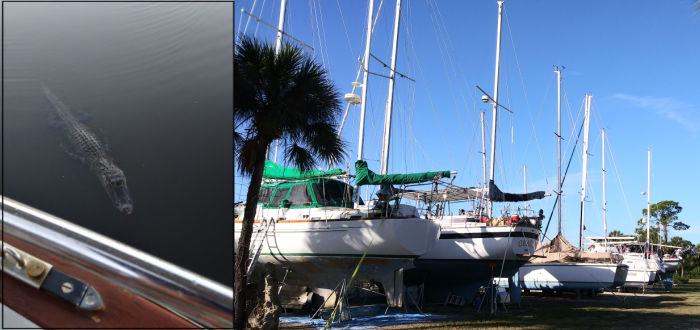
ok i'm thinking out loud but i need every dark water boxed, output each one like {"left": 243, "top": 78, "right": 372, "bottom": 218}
{"left": 3, "top": 2, "right": 233, "bottom": 286}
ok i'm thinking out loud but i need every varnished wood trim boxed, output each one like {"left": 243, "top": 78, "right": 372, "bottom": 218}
{"left": 1, "top": 237, "right": 197, "bottom": 329}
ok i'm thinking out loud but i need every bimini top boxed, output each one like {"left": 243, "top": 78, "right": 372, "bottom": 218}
{"left": 401, "top": 186, "right": 485, "bottom": 203}
{"left": 354, "top": 160, "right": 451, "bottom": 186}
{"left": 262, "top": 160, "right": 345, "bottom": 180}
{"left": 401, "top": 181, "right": 547, "bottom": 203}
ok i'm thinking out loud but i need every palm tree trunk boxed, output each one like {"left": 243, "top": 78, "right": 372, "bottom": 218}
{"left": 234, "top": 155, "right": 266, "bottom": 330}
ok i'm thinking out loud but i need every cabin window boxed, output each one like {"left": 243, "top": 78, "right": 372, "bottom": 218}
{"left": 258, "top": 187, "right": 275, "bottom": 205}
{"left": 269, "top": 187, "right": 290, "bottom": 207}
{"left": 312, "top": 181, "right": 352, "bottom": 206}
{"left": 287, "top": 184, "right": 313, "bottom": 207}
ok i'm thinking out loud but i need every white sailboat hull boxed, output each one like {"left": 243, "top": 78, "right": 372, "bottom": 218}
{"left": 420, "top": 224, "right": 539, "bottom": 260}
{"left": 620, "top": 253, "right": 664, "bottom": 287}
{"left": 235, "top": 215, "right": 440, "bottom": 307}
{"left": 519, "top": 262, "right": 628, "bottom": 290}
{"left": 235, "top": 216, "right": 440, "bottom": 259}
{"left": 404, "top": 223, "right": 540, "bottom": 302}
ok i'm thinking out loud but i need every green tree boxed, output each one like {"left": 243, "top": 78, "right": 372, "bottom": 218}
{"left": 667, "top": 236, "right": 693, "bottom": 253}
{"left": 642, "top": 200, "right": 686, "bottom": 243}
{"left": 233, "top": 37, "right": 345, "bottom": 329}
{"left": 634, "top": 217, "right": 661, "bottom": 244}
{"left": 607, "top": 230, "right": 628, "bottom": 237}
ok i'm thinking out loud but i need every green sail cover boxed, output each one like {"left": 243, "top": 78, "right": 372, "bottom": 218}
{"left": 262, "top": 160, "right": 345, "bottom": 180}
{"left": 354, "top": 160, "right": 451, "bottom": 186}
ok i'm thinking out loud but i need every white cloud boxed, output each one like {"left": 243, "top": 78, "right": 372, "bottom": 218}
{"left": 612, "top": 93, "right": 700, "bottom": 132}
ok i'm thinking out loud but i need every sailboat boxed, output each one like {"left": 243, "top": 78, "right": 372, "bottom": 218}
{"left": 234, "top": 0, "right": 446, "bottom": 308}
{"left": 400, "top": 1, "right": 547, "bottom": 303}
{"left": 519, "top": 82, "right": 628, "bottom": 292}
{"left": 586, "top": 149, "right": 665, "bottom": 289}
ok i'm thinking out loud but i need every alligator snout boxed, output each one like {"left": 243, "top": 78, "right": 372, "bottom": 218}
{"left": 120, "top": 205, "right": 133, "bottom": 215}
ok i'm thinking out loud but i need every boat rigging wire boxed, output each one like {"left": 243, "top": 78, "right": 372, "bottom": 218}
{"left": 237, "top": 0, "right": 261, "bottom": 41}
{"left": 605, "top": 131, "right": 636, "bottom": 224}
{"left": 335, "top": 0, "right": 356, "bottom": 57}
{"left": 426, "top": 0, "right": 476, "bottom": 169}
{"left": 504, "top": 9, "right": 551, "bottom": 191}
{"left": 402, "top": 4, "right": 457, "bottom": 167}
{"left": 239, "top": 9, "right": 315, "bottom": 51}
{"left": 309, "top": 0, "right": 332, "bottom": 75}
{"left": 254, "top": 0, "right": 268, "bottom": 38}
{"left": 542, "top": 104, "right": 586, "bottom": 241}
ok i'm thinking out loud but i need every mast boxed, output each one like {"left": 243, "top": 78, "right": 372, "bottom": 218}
{"left": 602, "top": 129, "right": 607, "bottom": 246}
{"left": 523, "top": 165, "right": 527, "bottom": 211}
{"left": 379, "top": 0, "right": 402, "bottom": 175}
{"left": 579, "top": 93, "right": 591, "bottom": 249}
{"left": 354, "top": 0, "right": 375, "bottom": 204}
{"left": 274, "top": 0, "right": 288, "bottom": 54}
{"left": 357, "top": 0, "right": 375, "bottom": 163}
{"left": 487, "top": 0, "right": 504, "bottom": 218}
{"left": 481, "top": 111, "right": 487, "bottom": 189}
{"left": 272, "top": 0, "right": 289, "bottom": 162}
{"left": 478, "top": 111, "right": 487, "bottom": 217}
{"left": 646, "top": 148, "right": 651, "bottom": 247}
{"left": 555, "top": 67, "right": 562, "bottom": 234}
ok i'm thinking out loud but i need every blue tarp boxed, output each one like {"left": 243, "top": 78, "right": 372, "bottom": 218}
{"left": 280, "top": 313, "right": 449, "bottom": 329}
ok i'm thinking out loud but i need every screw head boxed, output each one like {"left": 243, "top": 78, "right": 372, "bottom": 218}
{"left": 25, "top": 260, "right": 46, "bottom": 278}
{"left": 61, "top": 282, "right": 74, "bottom": 294}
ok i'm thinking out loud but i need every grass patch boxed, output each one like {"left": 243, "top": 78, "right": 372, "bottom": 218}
{"left": 377, "top": 279, "right": 700, "bottom": 329}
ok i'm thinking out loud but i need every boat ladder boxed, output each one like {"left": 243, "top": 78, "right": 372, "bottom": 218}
{"left": 245, "top": 219, "right": 273, "bottom": 278}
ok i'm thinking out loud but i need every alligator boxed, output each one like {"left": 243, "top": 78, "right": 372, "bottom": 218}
{"left": 41, "top": 83, "right": 133, "bottom": 215}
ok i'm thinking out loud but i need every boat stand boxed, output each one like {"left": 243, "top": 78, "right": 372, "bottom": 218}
{"left": 405, "top": 284, "right": 424, "bottom": 314}
{"left": 477, "top": 279, "right": 508, "bottom": 315}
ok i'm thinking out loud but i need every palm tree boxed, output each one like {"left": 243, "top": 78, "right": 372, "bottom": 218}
{"left": 234, "top": 36, "right": 345, "bottom": 329}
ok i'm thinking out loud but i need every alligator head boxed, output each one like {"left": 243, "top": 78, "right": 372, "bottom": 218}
{"left": 96, "top": 158, "right": 133, "bottom": 215}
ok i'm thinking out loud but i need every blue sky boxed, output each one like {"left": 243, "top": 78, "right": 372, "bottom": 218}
{"left": 235, "top": 0, "right": 700, "bottom": 246}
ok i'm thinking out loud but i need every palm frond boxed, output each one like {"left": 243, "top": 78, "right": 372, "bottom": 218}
{"left": 234, "top": 36, "right": 345, "bottom": 176}
{"left": 284, "top": 143, "right": 316, "bottom": 172}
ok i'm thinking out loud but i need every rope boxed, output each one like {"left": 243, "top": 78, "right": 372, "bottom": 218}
{"left": 323, "top": 219, "right": 383, "bottom": 329}
{"left": 498, "top": 224, "right": 517, "bottom": 278}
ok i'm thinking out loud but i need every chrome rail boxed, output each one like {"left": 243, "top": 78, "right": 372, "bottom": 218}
{"left": 1, "top": 196, "right": 233, "bottom": 328}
